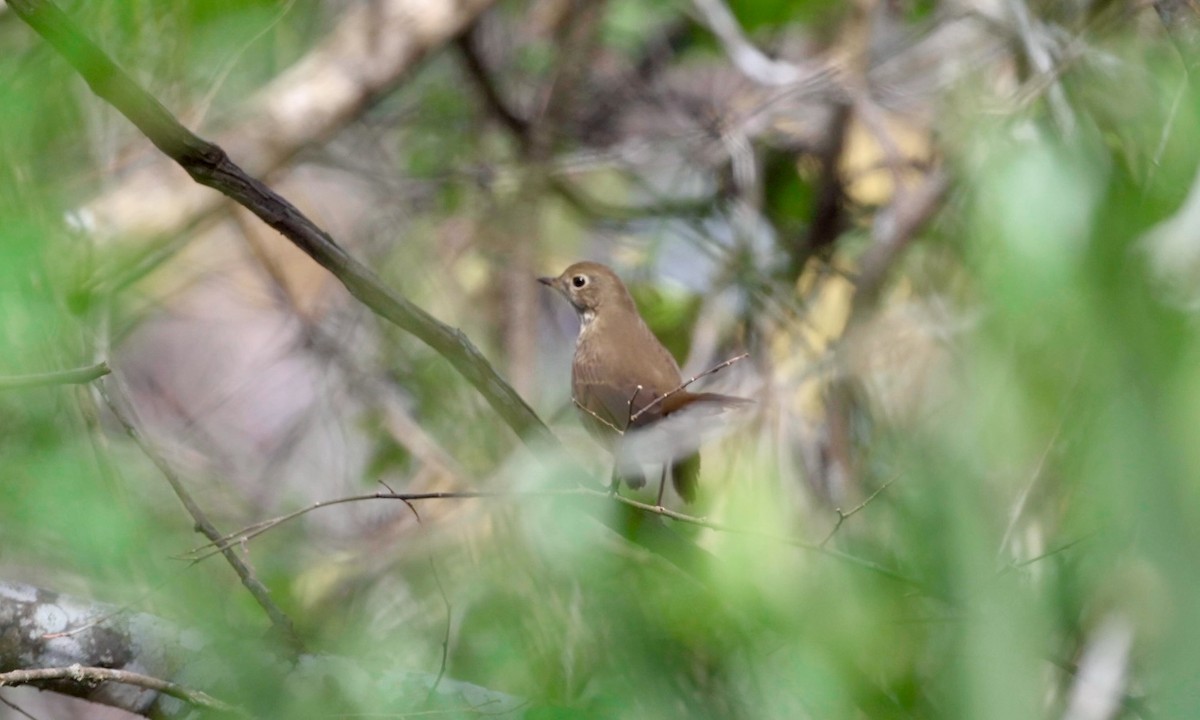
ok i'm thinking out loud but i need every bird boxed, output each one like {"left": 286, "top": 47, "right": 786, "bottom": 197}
{"left": 539, "top": 261, "right": 750, "bottom": 505}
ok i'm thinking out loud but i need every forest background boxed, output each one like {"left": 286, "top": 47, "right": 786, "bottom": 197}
{"left": 2, "top": 0, "right": 1199, "bottom": 718}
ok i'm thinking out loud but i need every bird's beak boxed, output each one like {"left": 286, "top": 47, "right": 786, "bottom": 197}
{"left": 537, "top": 276, "right": 556, "bottom": 288}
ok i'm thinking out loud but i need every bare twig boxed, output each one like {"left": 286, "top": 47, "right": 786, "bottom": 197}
{"left": 426, "top": 550, "right": 452, "bottom": 703}
{"left": 179, "top": 490, "right": 533, "bottom": 562}
{"left": 99, "top": 381, "right": 305, "bottom": 655}
{"left": 629, "top": 353, "right": 750, "bottom": 424}
{"left": 586, "top": 489, "right": 918, "bottom": 585}
{"left": 1011, "top": 534, "right": 1090, "bottom": 568}
{"left": 819, "top": 475, "right": 899, "bottom": 548}
{"left": 180, "top": 485, "right": 919, "bottom": 586}
{"left": 571, "top": 397, "right": 625, "bottom": 435}
{"left": 0, "top": 665, "right": 243, "bottom": 716}
{"left": 0, "top": 362, "right": 110, "bottom": 390}
{"left": 624, "top": 384, "right": 644, "bottom": 429}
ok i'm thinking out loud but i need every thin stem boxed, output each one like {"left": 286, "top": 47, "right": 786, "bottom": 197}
{"left": 820, "top": 475, "right": 899, "bottom": 548}
{"left": 0, "top": 362, "right": 111, "bottom": 390}
{"left": 629, "top": 353, "right": 749, "bottom": 424}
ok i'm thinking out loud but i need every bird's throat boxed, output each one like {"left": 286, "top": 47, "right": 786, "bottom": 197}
{"left": 576, "top": 309, "right": 597, "bottom": 344}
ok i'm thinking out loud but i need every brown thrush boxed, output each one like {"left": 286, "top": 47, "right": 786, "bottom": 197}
{"left": 539, "top": 261, "right": 748, "bottom": 504}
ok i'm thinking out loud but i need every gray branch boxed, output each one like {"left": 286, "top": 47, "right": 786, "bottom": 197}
{"left": 0, "top": 581, "right": 527, "bottom": 718}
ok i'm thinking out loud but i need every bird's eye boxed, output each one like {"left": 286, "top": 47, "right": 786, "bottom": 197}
{"left": 572, "top": 275, "right": 588, "bottom": 288}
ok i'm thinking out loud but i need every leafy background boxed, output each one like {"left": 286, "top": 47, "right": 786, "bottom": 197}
{"left": 1, "top": 0, "right": 1198, "bottom": 717}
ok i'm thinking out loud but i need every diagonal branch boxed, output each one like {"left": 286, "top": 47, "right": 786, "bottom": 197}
{"left": 629, "top": 353, "right": 750, "bottom": 424}
{"left": 100, "top": 380, "right": 305, "bottom": 655}
{"left": 6, "top": 0, "right": 553, "bottom": 451}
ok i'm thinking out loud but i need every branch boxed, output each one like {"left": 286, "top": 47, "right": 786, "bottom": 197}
{"left": 0, "top": 581, "right": 529, "bottom": 719}
{"left": 177, "top": 486, "right": 920, "bottom": 587}
{"left": 180, "top": 490, "right": 526, "bottom": 562}
{"left": 586, "top": 489, "right": 918, "bottom": 585}
{"left": 6, "top": 0, "right": 553, "bottom": 451}
{"left": 819, "top": 475, "right": 898, "bottom": 548}
{"left": 99, "top": 381, "right": 305, "bottom": 655}
{"left": 629, "top": 353, "right": 750, "bottom": 424}
{"left": 0, "top": 362, "right": 110, "bottom": 390}
{"left": 0, "top": 666, "right": 242, "bottom": 717}
{"left": 0, "top": 581, "right": 195, "bottom": 717}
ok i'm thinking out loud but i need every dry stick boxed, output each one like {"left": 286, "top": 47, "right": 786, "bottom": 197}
{"left": 571, "top": 398, "right": 624, "bottom": 435}
{"left": 182, "top": 487, "right": 919, "bottom": 586}
{"left": 0, "top": 666, "right": 243, "bottom": 716}
{"left": 629, "top": 353, "right": 750, "bottom": 424}
{"left": 819, "top": 475, "right": 899, "bottom": 548}
{"left": 0, "top": 362, "right": 110, "bottom": 390}
{"left": 99, "top": 383, "right": 304, "bottom": 654}
{"left": 625, "top": 384, "right": 644, "bottom": 429}
{"left": 5, "top": 0, "right": 552, "bottom": 453}
{"left": 179, "top": 490, "right": 520, "bottom": 562}
{"left": 585, "top": 489, "right": 917, "bottom": 585}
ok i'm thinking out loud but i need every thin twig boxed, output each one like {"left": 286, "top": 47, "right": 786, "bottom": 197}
{"left": 819, "top": 475, "right": 899, "bottom": 548}
{"left": 629, "top": 353, "right": 750, "bottom": 424}
{"left": 624, "top": 384, "right": 643, "bottom": 429}
{"left": 571, "top": 397, "right": 624, "bottom": 435}
{"left": 1011, "top": 535, "right": 1090, "bottom": 568}
{"left": 179, "top": 490, "right": 536, "bottom": 562}
{"left": 426, "top": 550, "right": 452, "bottom": 703}
{"left": 584, "top": 489, "right": 918, "bottom": 585}
{"left": 0, "top": 362, "right": 111, "bottom": 390}
{"left": 99, "top": 381, "right": 305, "bottom": 655}
{"left": 0, "top": 693, "right": 41, "bottom": 720}
{"left": 178, "top": 486, "right": 918, "bottom": 586}
{"left": 0, "top": 665, "right": 244, "bottom": 716}
{"left": 384, "top": 492, "right": 454, "bottom": 705}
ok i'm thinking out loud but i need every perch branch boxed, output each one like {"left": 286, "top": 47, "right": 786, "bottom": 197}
{"left": 629, "top": 353, "right": 750, "bottom": 424}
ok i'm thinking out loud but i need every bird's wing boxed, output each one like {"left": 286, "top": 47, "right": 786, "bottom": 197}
{"left": 574, "top": 376, "right": 662, "bottom": 432}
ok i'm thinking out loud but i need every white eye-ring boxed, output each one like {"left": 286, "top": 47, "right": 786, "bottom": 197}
{"left": 571, "top": 275, "right": 588, "bottom": 288}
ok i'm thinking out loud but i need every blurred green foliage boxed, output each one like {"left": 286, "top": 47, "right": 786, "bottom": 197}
{"left": 3, "top": 2, "right": 1200, "bottom": 719}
